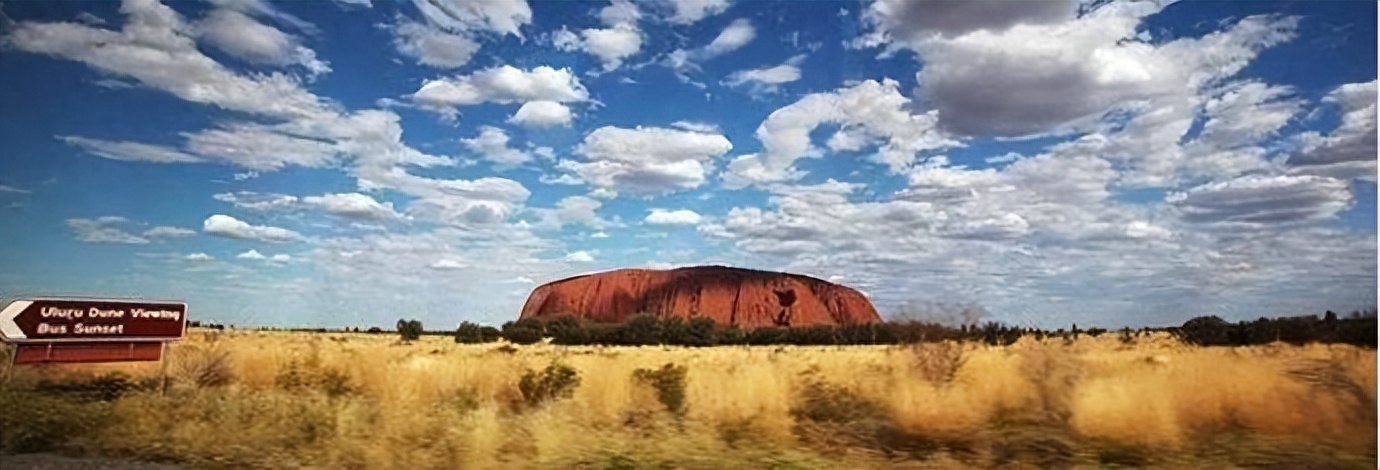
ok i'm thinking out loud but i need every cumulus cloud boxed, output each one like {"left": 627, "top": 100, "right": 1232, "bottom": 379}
{"left": 462, "top": 126, "right": 532, "bottom": 170}
{"left": 663, "top": 0, "right": 730, "bottom": 25}
{"left": 857, "top": 0, "right": 1077, "bottom": 44}
{"left": 391, "top": 20, "right": 480, "bottom": 68}
{"left": 66, "top": 217, "right": 149, "bottom": 244}
{"left": 558, "top": 125, "right": 733, "bottom": 196}
{"left": 429, "top": 259, "right": 469, "bottom": 270}
{"left": 213, "top": 191, "right": 299, "bottom": 211}
{"left": 645, "top": 208, "right": 702, "bottom": 225}
{"left": 302, "top": 193, "right": 402, "bottom": 220}
{"left": 184, "top": 253, "right": 215, "bottom": 261}
{"left": 723, "top": 79, "right": 956, "bottom": 188}
{"left": 203, "top": 214, "right": 301, "bottom": 242}
{"left": 387, "top": 0, "right": 530, "bottom": 68}
{"left": 1166, "top": 174, "right": 1352, "bottom": 227}
{"left": 906, "top": 7, "right": 1300, "bottom": 137}
{"left": 411, "top": 65, "right": 589, "bottom": 118}
{"left": 723, "top": 54, "right": 804, "bottom": 94}
{"left": 564, "top": 250, "right": 596, "bottom": 263}
{"left": 1287, "top": 80, "right": 1377, "bottom": 181}
{"left": 142, "top": 226, "right": 197, "bottom": 238}
{"left": 553, "top": 23, "right": 643, "bottom": 71}
{"left": 508, "top": 100, "right": 574, "bottom": 127}
{"left": 195, "top": 8, "right": 330, "bottom": 76}
{"left": 236, "top": 249, "right": 267, "bottom": 260}
{"left": 3, "top": 0, "right": 330, "bottom": 119}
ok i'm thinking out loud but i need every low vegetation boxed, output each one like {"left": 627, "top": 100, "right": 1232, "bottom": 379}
{"left": 0, "top": 312, "right": 1373, "bottom": 469}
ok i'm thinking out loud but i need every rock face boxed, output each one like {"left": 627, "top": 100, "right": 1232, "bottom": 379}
{"left": 519, "top": 266, "right": 881, "bottom": 328}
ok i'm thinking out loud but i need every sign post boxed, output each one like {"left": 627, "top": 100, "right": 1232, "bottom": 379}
{"left": 0, "top": 297, "right": 187, "bottom": 387}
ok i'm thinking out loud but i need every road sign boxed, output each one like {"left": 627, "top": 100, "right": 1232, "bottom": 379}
{"left": 14, "top": 342, "right": 164, "bottom": 364}
{"left": 0, "top": 298, "right": 187, "bottom": 343}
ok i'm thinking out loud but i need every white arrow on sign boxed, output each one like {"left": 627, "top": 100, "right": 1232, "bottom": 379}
{"left": 0, "top": 300, "right": 31, "bottom": 341}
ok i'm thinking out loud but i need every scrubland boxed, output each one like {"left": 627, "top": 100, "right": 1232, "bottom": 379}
{"left": 0, "top": 330, "right": 1374, "bottom": 469}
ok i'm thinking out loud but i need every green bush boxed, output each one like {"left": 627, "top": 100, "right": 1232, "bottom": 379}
{"left": 396, "top": 319, "right": 423, "bottom": 342}
{"left": 454, "top": 321, "right": 489, "bottom": 344}
{"left": 502, "top": 319, "right": 545, "bottom": 345}
{"left": 632, "top": 363, "right": 688, "bottom": 417}
{"left": 518, "top": 362, "right": 581, "bottom": 409}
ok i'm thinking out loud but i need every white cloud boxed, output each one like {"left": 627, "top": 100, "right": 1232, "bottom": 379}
{"left": 577, "top": 23, "right": 643, "bottom": 71}
{"left": 462, "top": 126, "right": 532, "bottom": 170}
{"left": 185, "top": 252, "right": 215, "bottom": 261}
{"left": 590, "top": 231, "right": 610, "bottom": 238}
{"left": 4, "top": 0, "right": 329, "bottom": 119}
{"left": 645, "top": 208, "right": 702, "bottom": 225}
{"left": 411, "top": 65, "right": 589, "bottom": 114}
{"left": 391, "top": 20, "right": 480, "bottom": 69}
{"left": 58, "top": 136, "right": 202, "bottom": 163}
{"left": 1287, "top": 80, "right": 1377, "bottom": 182}
{"left": 564, "top": 250, "right": 596, "bottom": 263}
{"left": 203, "top": 214, "right": 301, "bottom": 242}
{"left": 66, "top": 217, "right": 149, "bottom": 244}
{"left": 213, "top": 191, "right": 299, "bottom": 211}
{"left": 508, "top": 100, "right": 574, "bottom": 128}
{"left": 142, "top": 226, "right": 196, "bottom": 238}
{"left": 857, "top": 0, "right": 1077, "bottom": 44}
{"left": 270, "top": 254, "right": 291, "bottom": 262}
{"left": 599, "top": 0, "right": 642, "bottom": 26}
{"left": 723, "top": 54, "right": 804, "bottom": 93}
{"left": 302, "top": 193, "right": 402, "bottom": 220}
{"left": 670, "top": 121, "right": 720, "bottom": 133}
{"left": 723, "top": 79, "right": 957, "bottom": 188}
{"left": 1166, "top": 174, "right": 1352, "bottom": 227}
{"left": 906, "top": 8, "right": 1299, "bottom": 137}
{"left": 0, "top": 184, "right": 31, "bottom": 194}
{"left": 183, "top": 123, "right": 339, "bottom": 171}
{"left": 195, "top": 8, "right": 330, "bottom": 76}
{"left": 539, "top": 173, "right": 585, "bottom": 185}
{"left": 429, "top": 259, "right": 469, "bottom": 270}
{"left": 559, "top": 125, "right": 733, "bottom": 196}
{"left": 664, "top": 0, "right": 730, "bottom": 25}
{"left": 410, "top": 0, "right": 532, "bottom": 38}
{"left": 701, "top": 18, "right": 754, "bottom": 58}
{"left": 237, "top": 249, "right": 267, "bottom": 260}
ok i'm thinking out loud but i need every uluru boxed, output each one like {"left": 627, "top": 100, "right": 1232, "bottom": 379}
{"left": 519, "top": 265, "right": 881, "bottom": 328}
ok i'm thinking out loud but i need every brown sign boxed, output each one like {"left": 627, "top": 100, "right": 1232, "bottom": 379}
{"left": 0, "top": 298, "right": 187, "bottom": 343}
{"left": 14, "top": 342, "right": 164, "bottom": 364}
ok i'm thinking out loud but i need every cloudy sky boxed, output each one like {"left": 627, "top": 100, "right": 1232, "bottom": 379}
{"left": 0, "top": 0, "right": 1374, "bottom": 330}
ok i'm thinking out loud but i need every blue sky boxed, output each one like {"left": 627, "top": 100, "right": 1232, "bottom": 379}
{"left": 0, "top": 0, "right": 1374, "bottom": 330}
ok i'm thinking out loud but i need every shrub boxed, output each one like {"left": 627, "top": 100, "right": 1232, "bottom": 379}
{"left": 502, "top": 320, "right": 545, "bottom": 345}
{"left": 454, "top": 321, "right": 487, "bottom": 344}
{"left": 621, "top": 314, "right": 663, "bottom": 345}
{"left": 171, "top": 344, "right": 234, "bottom": 388}
{"left": 683, "top": 317, "right": 718, "bottom": 347}
{"left": 518, "top": 362, "right": 581, "bottom": 409}
{"left": 632, "top": 363, "right": 688, "bottom": 417}
{"left": 911, "top": 341, "right": 966, "bottom": 384}
{"left": 396, "top": 319, "right": 423, "bottom": 342}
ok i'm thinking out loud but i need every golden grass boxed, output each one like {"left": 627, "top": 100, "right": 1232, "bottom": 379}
{"left": 1, "top": 330, "right": 1374, "bottom": 469}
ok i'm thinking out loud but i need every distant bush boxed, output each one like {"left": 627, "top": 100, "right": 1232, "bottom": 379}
{"left": 396, "top": 319, "right": 423, "bottom": 342}
{"left": 632, "top": 363, "right": 688, "bottom": 417}
{"left": 455, "top": 321, "right": 497, "bottom": 344}
{"left": 518, "top": 362, "right": 581, "bottom": 409}
{"left": 502, "top": 319, "right": 545, "bottom": 345}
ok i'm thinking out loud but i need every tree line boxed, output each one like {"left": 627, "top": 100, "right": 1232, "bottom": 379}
{"left": 442, "top": 309, "right": 1376, "bottom": 348}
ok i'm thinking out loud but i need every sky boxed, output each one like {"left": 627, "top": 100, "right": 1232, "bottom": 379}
{"left": 0, "top": 0, "right": 1374, "bottom": 330}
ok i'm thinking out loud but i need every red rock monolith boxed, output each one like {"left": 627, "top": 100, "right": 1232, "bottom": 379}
{"left": 518, "top": 266, "right": 880, "bottom": 328}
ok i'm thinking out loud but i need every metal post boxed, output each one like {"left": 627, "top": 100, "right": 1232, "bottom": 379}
{"left": 159, "top": 342, "right": 169, "bottom": 396}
